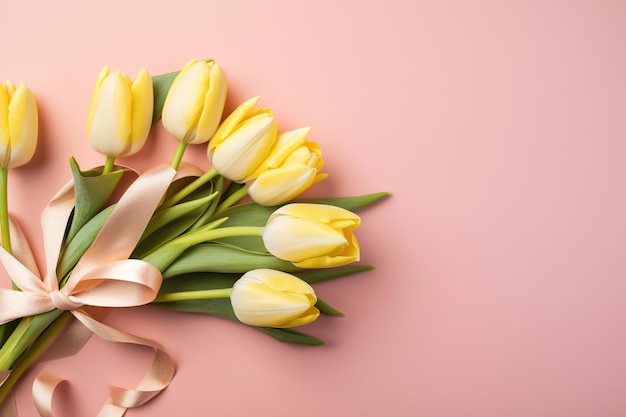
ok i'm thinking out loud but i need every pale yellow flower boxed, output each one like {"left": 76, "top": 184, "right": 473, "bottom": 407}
{"left": 263, "top": 203, "right": 361, "bottom": 268}
{"left": 247, "top": 127, "right": 327, "bottom": 206}
{"left": 230, "top": 269, "right": 319, "bottom": 328}
{"left": 0, "top": 81, "right": 38, "bottom": 169}
{"left": 208, "top": 97, "right": 277, "bottom": 182}
{"left": 86, "top": 66, "right": 153, "bottom": 157}
{"left": 162, "top": 58, "right": 227, "bottom": 145}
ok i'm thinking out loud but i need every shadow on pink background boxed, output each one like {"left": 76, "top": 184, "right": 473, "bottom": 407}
{"left": 1, "top": 1, "right": 625, "bottom": 416}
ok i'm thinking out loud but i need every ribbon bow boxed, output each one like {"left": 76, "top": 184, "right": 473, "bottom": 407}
{"left": 0, "top": 163, "right": 195, "bottom": 416}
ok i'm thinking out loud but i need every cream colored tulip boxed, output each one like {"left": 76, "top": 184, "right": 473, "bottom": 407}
{"left": 263, "top": 203, "right": 361, "bottom": 268}
{"left": 230, "top": 269, "right": 319, "bottom": 328}
{"left": 247, "top": 127, "right": 327, "bottom": 206}
{"left": 162, "top": 58, "right": 227, "bottom": 144}
{"left": 0, "top": 80, "right": 38, "bottom": 169}
{"left": 207, "top": 97, "right": 277, "bottom": 182}
{"left": 86, "top": 66, "right": 153, "bottom": 157}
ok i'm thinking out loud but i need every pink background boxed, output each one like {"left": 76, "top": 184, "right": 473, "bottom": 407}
{"left": 2, "top": 0, "right": 626, "bottom": 416}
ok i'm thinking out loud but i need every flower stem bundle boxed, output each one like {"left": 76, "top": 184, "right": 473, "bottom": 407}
{"left": 0, "top": 58, "right": 388, "bottom": 414}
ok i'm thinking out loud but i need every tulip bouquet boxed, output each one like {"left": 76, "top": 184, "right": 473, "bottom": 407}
{"left": 0, "top": 58, "right": 387, "bottom": 415}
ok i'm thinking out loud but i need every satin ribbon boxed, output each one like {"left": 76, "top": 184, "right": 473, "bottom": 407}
{"left": 0, "top": 162, "right": 204, "bottom": 416}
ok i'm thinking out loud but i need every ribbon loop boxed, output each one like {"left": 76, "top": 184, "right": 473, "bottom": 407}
{"left": 0, "top": 163, "right": 185, "bottom": 417}
{"left": 0, "top": 164, "right": 176, "bottom": 322}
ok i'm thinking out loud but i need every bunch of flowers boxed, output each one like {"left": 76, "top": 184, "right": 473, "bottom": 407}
{"left": 0, "top": 58, "right": 387, "bottom": 415}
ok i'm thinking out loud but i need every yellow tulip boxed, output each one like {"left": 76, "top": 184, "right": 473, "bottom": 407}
{"left": 207, "top": 97, "right": 277, "bottom": 182}
{"left": 0, "top": 80, "right": 38, "bottom": 169}
{"left": 246, "top": 127, "right": 327, "bottom": 206}
{"left": 162, "top": 58, "right": 227, "bottom": 145}
{"left": 262, "top": 203, "right": 361, "bottom": 268}
{"left": 86, "top": 66, "right": 153, "bottom": 157}
{"left": 230, "top": 269, "right": 319, "bottom": 328}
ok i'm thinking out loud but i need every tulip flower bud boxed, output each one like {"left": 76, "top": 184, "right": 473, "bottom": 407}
{"left": 247, "top": 127, "right": 327, "bottom": 206}
{"left": 207, "top": 97, "right": 277, "bottom": 182}
{"left": 263, "top": 203, "right": 361, "bottom": 268}
{"left": 230, "top": 269, "right": 319, "bottom": 328}
{"left": 162, "top": 58, "right": 227, "bottom": 145}
{"left": 86, "top": 66, "right": 153, "bottom": 158}
{"left": 0, "top": 80, "right": 38, "bottom": 169}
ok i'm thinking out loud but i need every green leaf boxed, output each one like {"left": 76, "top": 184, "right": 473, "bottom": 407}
{"left": 133, "top": 212, "right": 199, "bottom": 259}
{"left": 141, "top": 243, "right": 189, "bottom": 273}
{"left": 158, "top": 265, "right": 373, "bottom": 294}
{"left": 212, "top": 203, "right": 276, "bottom": 227}
{"left": 294, "top": 265, "right": 375, "bottom": 284}
{"left": 206, "top": 204, "right": 275, "bottom": 251}
{"left": 295, "top": 191, "right": 391, "bottom": 212}
{"left": 151, "top": 71, "right": 179, "bottom": 125}
{"left": 162, "top": 243, "right": 299, "bottom": 278}
{"left": 158, "top": 271, "right": 240, "bottom": 293}
{"left": 57, "top": 205, "right": 115, "bottom": 279}
{"left": 254, "top": 327, "right": 324, "bottom": 346}
{"left": 141, "top": 193, "right": 218, "bottom": 242}
{"left": 133, "top": 182, "right": 219, "bottom": 258}
{"left": 315, "top": 298, "right": 344, "bottom": 317}
{"left": 67, "top": 157, "right": 125, "bottom": 242}
{"left": 187, "top": 175, "right": 225, "bottom": 230}
{"left": 153, "top": 299, "right": 324, "bottom": 345}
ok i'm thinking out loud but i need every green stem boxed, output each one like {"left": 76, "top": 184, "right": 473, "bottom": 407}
{"left": 141, "top": 225, "right": 262, "bottom": 273}
{"left": 187, "top": 176, "right": 225, "bottom": 233}
{"left": 171, "top": 225, "right": 263, "bottom": 247}
{"left": 0, "top": 168, "right": 11, "bottom": 254}
{"left": 170, "top": 142, "right": 188, "bottom": 170}
{"left": 102, "top": 156, "right": 115, "bottom": 174}
{"left": 0, "top": 310, "right": 62, "bottom": 370}
{"left": 216, "top": 185, "right": 249, "bottom": 213}
{"left": 159, "top": 168, "right": 218, "bottom": 210}
{"left": 0, "top": 312, "right": 71, "bottom": 406}
{"left": 154, "top": 288, "right": 232, "bottom": 303}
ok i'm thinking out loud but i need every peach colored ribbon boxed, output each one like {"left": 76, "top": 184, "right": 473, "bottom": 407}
{"left": 0, "top": 163, "right": 206, "bottom": 416}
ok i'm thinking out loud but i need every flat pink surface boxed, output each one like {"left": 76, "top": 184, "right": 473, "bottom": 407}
{"left": 2, "top": 0, "right": 626, "bottom": 416}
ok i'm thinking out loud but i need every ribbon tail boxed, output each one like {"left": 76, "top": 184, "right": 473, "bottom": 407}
{"left": 32, "top": 367, "right": 65, "bottom": 417}
{"left": 38, "top": 309, "right": 109, "bottom": 362}
{"left": 8, "top": 216, "right": 40, "bottom": 277}
{"left": 71, "top": 310, "right": 175, "bottom": 416}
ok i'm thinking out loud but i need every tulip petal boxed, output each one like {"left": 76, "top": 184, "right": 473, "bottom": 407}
{"left": 162, "top": 59, "right": 211, "bottom": 142}
{"left": 211, "top": 114, "right": 277, "bottom": 182}
{"left": 271, "top": 204, "right": 361, "bottom": 228}
{"left": 248, "top": 165, "right": 316, "bottom": 206}
{"left": 281, "top": 306, "right": 320, "bottom": 328}
{"left": 128, "top": 68, "right": 153, "bottom": 155}
{"left": 0, "top": 84, "right": 10, "bottom": 151}
{"left": 264, "top": 127, "right": 310, "bottom": 168}
{"left": 7, "top": 83, "right": 38, "bottom": 168}
{"left": 263, "top": 216, "right": 348, "bottom": 262}
{"left": 208, "top": 96, "right": 260, "bottom": 150}
{"left": 87, "top": 73, "right": 132, "bottom": 157}
{"left": 194, "top": 62, "right": 227, "bottom": 144}
{"left": 85, "top": 67, "right": 109, "bottom": 137}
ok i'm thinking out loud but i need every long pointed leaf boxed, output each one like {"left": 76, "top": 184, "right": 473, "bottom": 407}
{"left": 151, "top": 71, "right": 179, "bottom": 125}
{"left": 153, "top": 299, "right": 324, "bottom": 345}
{"left": 162, "top": 243, "right": 298, "bottom": 278}
{"left": 295, "top": 191, "right": 390, "bottom": 212}
{"left": 67, "top": 157, "right": 124, "bottom": 241}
